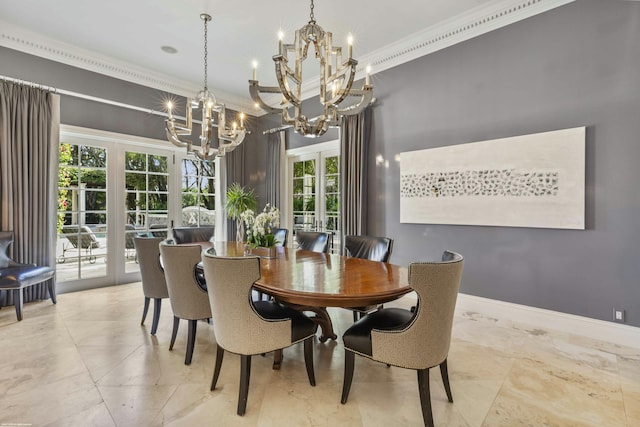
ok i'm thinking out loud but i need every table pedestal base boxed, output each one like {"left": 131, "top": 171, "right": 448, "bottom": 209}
{"left": 286, "top": 303, "right": 337, "bottom": 343}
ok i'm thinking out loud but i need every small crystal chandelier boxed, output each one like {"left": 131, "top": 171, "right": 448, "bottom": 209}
{"left": 165, "top": 13, "right": 246, "bottom": 159}
{"left": 249, "top": 0, "right": 373, "bottom": 137}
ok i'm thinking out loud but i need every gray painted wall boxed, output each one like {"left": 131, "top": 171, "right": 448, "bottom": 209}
{"left": 0, "top": 47, "right": 170, "bottom": 140}
{"left": 366, "top": 0, "right": 640, "bottom": 327}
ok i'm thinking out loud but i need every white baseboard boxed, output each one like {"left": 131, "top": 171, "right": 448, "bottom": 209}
{"left": 455, "top": 293, "right": 640, "bottom": 350}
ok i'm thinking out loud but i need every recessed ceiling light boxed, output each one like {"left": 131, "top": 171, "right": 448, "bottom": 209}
{"left": 161, "top": 46, "right": 178, "bottom": 54}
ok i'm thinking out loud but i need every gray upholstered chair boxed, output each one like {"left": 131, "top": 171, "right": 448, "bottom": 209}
{"left": 149, "top": 224, "right": 168, "bottom": 238}
{"left": 0, "top": 231, "right": 56, "bottom": 321}
{"left": 171, "top": 226, "right": 214, "bottom": 244}
{"left": 272, "top": 228, "right": 289, "bottom": 247}
{"left": 201, "top": 253, "right": 318, "bottom": 416}
{"left": 159, "top": 243, "right": 212, "bottom": 365}
{"left": 340, "top": 251, "right": 464, "bottom": 427}
{"left": 134, "top": 237, "right": 169, "bottom": 335}
{"left": 295, "top": 231, "right": 330, "bottom": 253}
{"left": 344, "top": 235, "right": 394, "bottom": 321}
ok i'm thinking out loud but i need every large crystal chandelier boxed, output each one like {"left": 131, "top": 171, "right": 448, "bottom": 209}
{"left": 165, "top": 13, "right": 246, "bottom": 159}
{"left": 249, "top": 0, "right": 373, "bottom": 137}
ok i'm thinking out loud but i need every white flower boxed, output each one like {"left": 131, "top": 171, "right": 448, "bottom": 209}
{"left": 243, "top": 204, "right": 281, "bottom": 247}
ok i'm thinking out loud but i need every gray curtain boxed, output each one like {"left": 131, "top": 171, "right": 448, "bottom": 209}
{"left": 265, "top": 131, "right": 284, "bottom": 208}
{"left": 0, "top": 81, "right": 60, "bottom": 303}
{"left": 225, "top": 142, "right": 246, "bottom": 240}
{"left": 340, "top": 107, "right": 371, "bottom": 248}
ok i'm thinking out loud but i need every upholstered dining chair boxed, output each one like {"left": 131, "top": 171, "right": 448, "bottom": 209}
{"left": 159, "top": 243, "right": 212, "bottom": 365}
{"left": 134, "top": 237, "right": 169, "bottom": 335}
{"left": 201, "top": 253, "right": 318, "bottom": 416}
{"left": 272, "top": 228, "right": 289, "bottom": 247}
{"left": 340, "top": 251, "right": 464, "bottom": 427}
{"left": 295, "top": 230, "right": 330, "bottom": 253}
{"left": 344, "top": 235, "right": 394, "bottom": 321}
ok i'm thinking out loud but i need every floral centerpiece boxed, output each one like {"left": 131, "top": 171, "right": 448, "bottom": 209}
{"left": 241, "top": 204, "right": 281, "bottom": 252}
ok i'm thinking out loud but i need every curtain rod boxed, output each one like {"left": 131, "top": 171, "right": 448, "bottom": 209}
{"left": 262, "top": 124, "right": 340, "bottom": 135}
{"left": 0, "top": 74, "right": 181, "bottom": 121}
{"left": 263, "top": 125, "right": 291, "bottom": 135}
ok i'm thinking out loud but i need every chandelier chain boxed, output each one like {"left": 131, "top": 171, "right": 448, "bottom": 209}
{"left": 309, "top": 0, "right": 315, "bottom": 23}
{"left": 203, "top": 16, "right": 208, "bottom": 90}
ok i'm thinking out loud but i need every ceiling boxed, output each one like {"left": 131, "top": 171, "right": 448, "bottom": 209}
{"left": 0, "top": 0, "right": 570, "bottom": 114}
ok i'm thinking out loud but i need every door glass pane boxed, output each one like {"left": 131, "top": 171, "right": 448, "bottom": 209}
{"left": 291, "top": 159, "right": 317, "bottom": 233}
{"left": 56, "top": 142, "right": 108, "bottom": 282}
{"left": 180, "top": 158, "right": 215, "bottom": 227}
{"left": 323, "top": 155, "right": 340, "bottom": 250}
{"left": 125, "top": 151, "right": 170, "bottom": 273}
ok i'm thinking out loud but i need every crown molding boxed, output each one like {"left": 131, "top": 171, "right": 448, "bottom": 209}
{"left": 0, "top": 19, "right": 255, "bottom": 115}
{"left": 1, "top": 0, "right": 574, "bottom": 116}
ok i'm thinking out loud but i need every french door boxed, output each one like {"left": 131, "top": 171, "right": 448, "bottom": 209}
{"left": 56, "top": 126, "right": 182, "bottom": 292}
{"left": 286, "top": 140, "right": 340, "bottom": 253}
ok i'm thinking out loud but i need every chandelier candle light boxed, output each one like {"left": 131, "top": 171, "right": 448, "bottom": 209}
{"left": 249, "top": 0, "right": 373, "bottom": 137}
{"left": 165, "top": 13, "right": 246, "bottom": 159}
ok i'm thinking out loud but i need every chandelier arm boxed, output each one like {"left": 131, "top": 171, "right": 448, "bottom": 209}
{"left": 165, "top": 123, "right": 192, "bottom": 148}
{"left": 193, "top": 146, "right": 218, "bottom": 161}
{"left": 325, "top": 61, "right": 357, "bottom": 106}
{"left": 274, "top": 61, "right": 301, "bottom": 106}
{"left": 336, "top": 87, "right": 374, "bottom": 116}
{"left": 249, "top": 82, "right": 287, "bottom": 114}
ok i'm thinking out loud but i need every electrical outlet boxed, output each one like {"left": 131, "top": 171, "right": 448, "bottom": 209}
{"left": 613, "top": 308, "right": 625, "bottom": 323}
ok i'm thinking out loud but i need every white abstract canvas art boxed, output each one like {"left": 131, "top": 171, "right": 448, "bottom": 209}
{"left": 400, "top": 127, "right": 585, "bottom": 229}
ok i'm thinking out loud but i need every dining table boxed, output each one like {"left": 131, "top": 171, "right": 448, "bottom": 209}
{"left": 197, "top": 241, "right": 412, "bottom": 368}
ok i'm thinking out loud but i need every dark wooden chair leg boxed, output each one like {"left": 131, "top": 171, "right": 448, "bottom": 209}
{"left": 341, "top": 350, "right": 355, "bottom": 404}
{"left": 303, "top": 336, "right": 316, "bottom": 386}
{"left": 439, "top": 359, "right": 453, "bottom": 403}
{"left": 48, "top": 281, "right": 57, "bottom": 304}
{"left": 237, "top": 355, "right": 252, "bottom": 416}
{"left": 210, "top": 344, "right": 225, "bottom": 390}
{"left": 417, "top": 368, "right": 434, "bottom": 427}
{"left": 141, "top": 297, "right": 150, "bottom": 325}
{"left": 185, "top": 319, "right": 197, "bottom": 365}
{"left": 13, "top": 288, "right": 23, "bottom": 321}
{"left": 352, "top": 311, "right": 358, "bottom": 322}
{"left": 151, "top": 298, "right": 162, "bottom": 335}
{"left": 169, "top": 316, "right": 179, "bottom": 350}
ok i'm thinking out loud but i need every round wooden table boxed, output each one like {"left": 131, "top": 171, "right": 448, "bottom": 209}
{"left": 206, "top": 241, "right": 411, "bottom": 343}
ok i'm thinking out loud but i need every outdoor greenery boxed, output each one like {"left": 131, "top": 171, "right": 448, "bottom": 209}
{"left": 58, "top": 143, "right": 108, "bottom": 229}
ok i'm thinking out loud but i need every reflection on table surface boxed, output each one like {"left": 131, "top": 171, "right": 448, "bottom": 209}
{"left": 202, "top": 241, "right": 411, "bottom": 308}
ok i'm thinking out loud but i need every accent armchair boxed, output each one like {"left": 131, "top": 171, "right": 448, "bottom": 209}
{"left": 340, "top": 251, "right": 464, "bottom": 427}
{"left": 0, "top": 231, "right": 56, "bottom": 321}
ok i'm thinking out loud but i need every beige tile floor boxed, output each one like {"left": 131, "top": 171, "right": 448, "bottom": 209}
{"left": 0, "top": 283, "right": 638, "bottom": 426}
